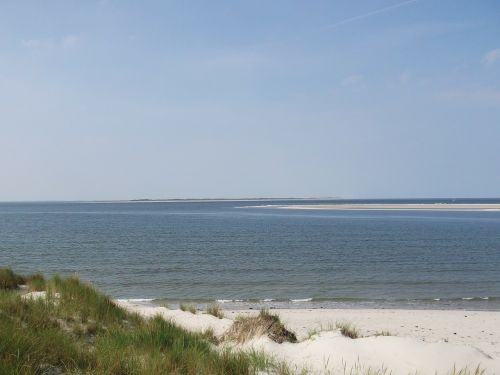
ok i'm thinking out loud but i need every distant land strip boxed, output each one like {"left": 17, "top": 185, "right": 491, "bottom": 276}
{"left": 249, "top": 203, "right": 500, "bottom": 211}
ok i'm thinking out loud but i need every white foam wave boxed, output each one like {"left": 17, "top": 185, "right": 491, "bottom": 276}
{"left": 117, "top": 298, "right": 154, "bottom": 304}
{"left": 291, "top": 298, "right": 313, "bottom": 302}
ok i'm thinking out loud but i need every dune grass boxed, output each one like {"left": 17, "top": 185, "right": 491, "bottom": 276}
{"left": 373, "top": 330, "right": 391, "bottom": 337}
{"left": 448, "top": 365, "right": 485, "bottom": 375}
{"left": 25, "top": 272, "right": 46, "bottom": 291}
{"left": 0, "top": 267, "right": 25, "bottom": 289}
{"left": 336, "top": 320, "right": 360, "bottom": 339}
{"left": 224, "top": 308, "right": 297, "bottom": 344}
{"left": 206, "top": 303, "right": 224, "bottom": 319}
{"left": 0, "top": 268, "right": 286, "bottom": 375}
{"left": 179, "top": 302, "right": 197, "bottom": 314}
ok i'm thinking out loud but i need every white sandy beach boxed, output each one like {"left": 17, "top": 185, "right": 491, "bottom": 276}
{"left": 256, "top": 203, "right": 500, "bottom": 211}
{"left": 117, "top": 300, "right": 500, "bottom": 374}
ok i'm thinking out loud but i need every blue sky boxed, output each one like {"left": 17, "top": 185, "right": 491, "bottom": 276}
{"left": 0, "top": 0, "right": 499, "bottom": 200}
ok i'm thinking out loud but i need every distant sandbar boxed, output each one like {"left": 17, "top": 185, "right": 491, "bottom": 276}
{"left": 262, "top": 203, "right": 500, "bottom": 211}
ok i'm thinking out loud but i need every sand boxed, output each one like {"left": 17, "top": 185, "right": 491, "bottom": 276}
{"left": 115, "top": 300, "right": 233, "bottom": 336}
{"left": 118, "top": 300, "right": 500, "bottom": 374}
{"left": 266, "top": 203, "right": 500, "bottom": 211}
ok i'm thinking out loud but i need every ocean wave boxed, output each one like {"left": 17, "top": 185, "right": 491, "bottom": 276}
{"left": 145, "top": 296, "right": 499, "bottom": 308}
{"left": 117, "top": 298, "right": 155, "bottom": 305}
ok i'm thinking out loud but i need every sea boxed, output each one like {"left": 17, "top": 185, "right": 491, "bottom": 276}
{"left": 1, "top": 198, "right": 499, "bottom": 311}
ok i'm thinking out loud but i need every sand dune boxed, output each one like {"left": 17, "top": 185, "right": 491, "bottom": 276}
{"left": 118, "top": 300, "right": 500, "bottom": 374}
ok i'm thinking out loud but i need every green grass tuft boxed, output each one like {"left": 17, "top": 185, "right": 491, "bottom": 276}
{"left": 206, "top": 303, "right": 224, "bottom": 319}
{"left": 26, "top": 272, "right": 46, "bottom": 291}
{"left": 180, "top": 302, "right": 197, "bottom": 314}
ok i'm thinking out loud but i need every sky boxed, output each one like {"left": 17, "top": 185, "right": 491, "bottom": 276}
{"left": 0, "top": 0, "right": 499, "bottom": 201}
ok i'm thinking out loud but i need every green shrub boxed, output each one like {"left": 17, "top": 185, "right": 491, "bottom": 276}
{"left": 0, "top": 267, "right": 24, "bottom": 289}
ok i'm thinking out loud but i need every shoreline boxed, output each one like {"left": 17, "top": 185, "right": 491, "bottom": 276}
{"left": 118, "top": 300, "right": 500, "bottom": 374}
{"left": 118, "top": 297, "right": 500, "bottom": 312}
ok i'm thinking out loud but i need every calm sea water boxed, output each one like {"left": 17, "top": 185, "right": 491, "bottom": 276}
{"left": 1, "top": 199, "right": 499, "bottom": 310}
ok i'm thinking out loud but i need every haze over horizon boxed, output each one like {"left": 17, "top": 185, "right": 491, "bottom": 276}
{"left": 1, "top": 1, "right": 499, "bottom": 201}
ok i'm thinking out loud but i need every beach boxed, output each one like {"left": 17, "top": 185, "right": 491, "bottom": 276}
{"left": 118, "top": 300, "right": 500, "bottom": 374}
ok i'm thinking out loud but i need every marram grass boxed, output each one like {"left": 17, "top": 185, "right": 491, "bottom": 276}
{"left": 206, "top": 303, "right": 224, "bottom": 319}
{"left": 0, "top": 268, "right": 285, "bottom": 375}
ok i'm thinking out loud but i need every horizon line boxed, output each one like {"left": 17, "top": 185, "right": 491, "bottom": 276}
{"left": 1, "top": 196, "right": 500, "bottom": 204}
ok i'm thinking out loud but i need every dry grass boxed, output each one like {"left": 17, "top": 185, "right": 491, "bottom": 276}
{"left": 307, "top": 327, "right": 320, "bottom": 339}
{"left": 224, "top": 308, "right": 297, "bottom": 344}
{"left": 206, "top": 303, "right": 224, "bottom": 319}
{"left": 336, "top": 320, "right": 360, "bottom": 339}
{"left": 373, "top": 330, "right": 391, "bottom": 337}
{"left": 448, "top": 365, "right": 485, "bottom": 375}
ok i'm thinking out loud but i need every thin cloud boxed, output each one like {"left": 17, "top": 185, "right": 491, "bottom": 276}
{"left": 22, "top": 34, "right": 80, "bottom": 49}
{"left": 22, "top": 38, "right": 53, "bottom": 48}
{"left": 341, "top": 74, "right": 364, "bottom": 87}
{"left": 325, "top": 0, "right": 420, "bottom": 29}
{"left": 62, "top": 35, "right": 80, "bottom": 48}
{"left": 483, "top": 48, "right": 500, "bottom": 65}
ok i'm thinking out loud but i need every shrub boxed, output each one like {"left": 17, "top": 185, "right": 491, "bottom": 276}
{"left": 0, "top": 267, "right": 25, "bottom": 289}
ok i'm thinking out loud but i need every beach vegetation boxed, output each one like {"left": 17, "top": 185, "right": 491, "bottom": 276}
{"left": 307, "top": 327, "right": 320, "bottom": 339}
{"left": 373, "top": 330, "right": 391, "bottom": 337}
{"left": 25, "top": 272, "right": 46, "bottom": 291}
{"left": 224, "top": 308, "right": 297, "bottom": 344}
{"left": 336, "top": 320, "right": 360, "bottom": 339}
{"left": 0, "top": 270, "right": 289, "bottom": 375}
{"left": 448, "top": 365, "right": 485, "bottom": 375}
{"left": 206, "top": 303, "right": 224, "bottom": 319}
{"left": 0, "top": 267, "right": 25, "bottom": 289}
{"left": 180, "top": 302, "right": 197, "bottom": 314}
